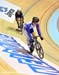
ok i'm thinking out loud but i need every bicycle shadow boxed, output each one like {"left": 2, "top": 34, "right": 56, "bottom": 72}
{"left": 17, "top": 48, "right": 43, "bottom": 61}
{"left": 17, "top": 48, "right": 30, "bottom": 54}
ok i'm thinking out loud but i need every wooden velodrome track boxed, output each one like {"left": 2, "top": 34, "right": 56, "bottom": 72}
{"left": 0, "top": 0, "right": 59, "bottom": 75}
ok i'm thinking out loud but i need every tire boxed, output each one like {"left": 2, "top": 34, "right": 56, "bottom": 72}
{"left": 36, "top": 42, "right": 44, "bottom": 59}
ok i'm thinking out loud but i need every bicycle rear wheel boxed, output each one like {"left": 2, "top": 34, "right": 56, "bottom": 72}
{"left": 36, "top": 42, "right": 44, "bottom": 59}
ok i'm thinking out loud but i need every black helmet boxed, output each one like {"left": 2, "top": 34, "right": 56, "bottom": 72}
{"left": 32, "top": 17, "right": 39, "bottom": 23}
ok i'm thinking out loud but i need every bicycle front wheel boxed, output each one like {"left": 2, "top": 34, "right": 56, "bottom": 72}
{"left": 36, "top": 42, "right": 44, "bottom": 59}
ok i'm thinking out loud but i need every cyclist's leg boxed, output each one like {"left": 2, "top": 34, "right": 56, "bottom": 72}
{"left": 19, "top": 18, "right": 24, "bottom": 32}
{"left": 29, "top": 40, "right": 34, "bottom": 53}
{"left": 23, "top": 27, "right": 34, "bottom": 54}
{"left": 16, "top": 18, "right": 21, "bottom": 29}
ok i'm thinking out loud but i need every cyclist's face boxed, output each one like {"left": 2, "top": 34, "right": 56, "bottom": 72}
{"left": 33, "top": 22, "right": 38, "bottom": 26}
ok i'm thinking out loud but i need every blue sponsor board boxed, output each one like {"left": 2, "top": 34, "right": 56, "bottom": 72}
{"left": 0, "top": 33, "right": 59, "bottom": 75}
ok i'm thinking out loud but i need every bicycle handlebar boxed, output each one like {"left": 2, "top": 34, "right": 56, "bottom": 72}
{"left": 33, "top": 36, "right": 39, "bottom": 39}
{"left": 33, "top": 36, "right": 43, "bottom": 40}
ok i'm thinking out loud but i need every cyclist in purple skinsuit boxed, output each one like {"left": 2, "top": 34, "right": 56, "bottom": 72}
{"left": 23, "top": 17, "right": 43, "bottom": 54}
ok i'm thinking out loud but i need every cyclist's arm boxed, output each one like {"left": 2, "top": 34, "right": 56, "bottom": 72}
{"left": 36, "top": 24, "right": 43, "bottom": 40}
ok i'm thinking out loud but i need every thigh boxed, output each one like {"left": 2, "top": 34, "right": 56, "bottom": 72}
{"left": 23, "top": 29, "right": 30, "bottom": 40}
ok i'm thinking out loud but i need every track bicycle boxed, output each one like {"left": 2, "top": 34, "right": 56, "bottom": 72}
{"left": 30, "top": 36, "right": 44, "bottom": 59}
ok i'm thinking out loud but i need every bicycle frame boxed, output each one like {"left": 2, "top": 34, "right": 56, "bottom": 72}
{"left": 33, "top": 36, "right": 44, "bottom": 59}
{"left": 33, "top": 38, "right": 41, "bottom": 50}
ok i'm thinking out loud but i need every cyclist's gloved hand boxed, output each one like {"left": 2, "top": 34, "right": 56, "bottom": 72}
{"left": 40, "top": 36, "right": 43, "bottom": 40}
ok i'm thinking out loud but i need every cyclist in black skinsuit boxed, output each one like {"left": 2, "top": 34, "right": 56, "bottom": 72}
{"left": 15, "top": 10, "right": 24, "bottom": 32}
